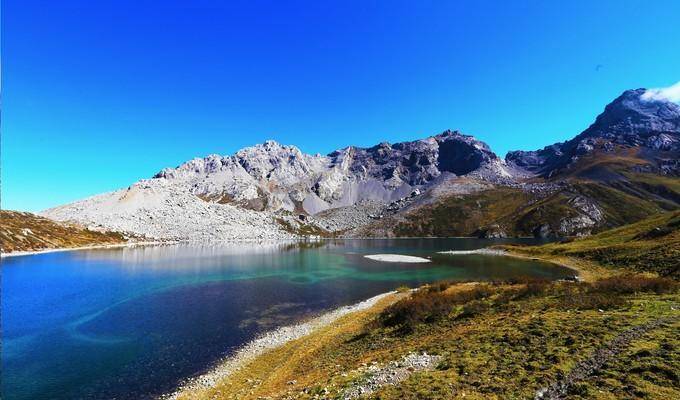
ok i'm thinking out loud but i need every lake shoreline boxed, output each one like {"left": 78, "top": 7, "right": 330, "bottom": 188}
{"left": 4, "top": 238, "right": 579, "bottom": 400}
{"left": 438, "top": 247, "right": 583, "bottom": 281}
{"left": 165, "top": 251, "right": 587, "bottom": 399}
{"left": 0, "top": 241, "right": 172, "bottom": 258}
{"left": 164, "top": 248, "right": 582, "bottom": 399}
{"left": 162, "top": 291, "right": 399, "bottom": 400}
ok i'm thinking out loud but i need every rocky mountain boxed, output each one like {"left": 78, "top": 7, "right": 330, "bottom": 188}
{"left": 152, "top": 130, "right": 512, "bottom": 215}
{"left": 41, "top": 87, "right": 680, "bottom": 241}
{"left": 506, "top": 88, "right": 680, "bottom": 177}
{"left": 42, "top": 131, "right": 514, "bottom": 240}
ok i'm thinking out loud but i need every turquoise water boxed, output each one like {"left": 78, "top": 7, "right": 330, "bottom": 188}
{"left": 1, "top": 239, "right": 573, "bottom": 400}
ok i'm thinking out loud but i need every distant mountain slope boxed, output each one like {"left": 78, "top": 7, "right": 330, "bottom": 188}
{"left": 0, "top": 210, "right": 127, "bottom": 253}
{"left": 353, "top": 87, "right": 680, "bottom": 238}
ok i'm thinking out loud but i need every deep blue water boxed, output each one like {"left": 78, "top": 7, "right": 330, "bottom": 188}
{"left": 1, "top": 238, "right": 573, "bottom": 400}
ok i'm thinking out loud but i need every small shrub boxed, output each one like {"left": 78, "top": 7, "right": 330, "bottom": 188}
{"left": 502, "top": 276, "right": 545, "bottom": 285}
{"left": 376, "top": 283, "right": 496, "bottom": 333}
{"left": 557, "top": 291, "right": 625, "bottom": 310}
{"left": 490, "top": 278, "right": 552, "bottom": 304}
{"left": 593, "top": 275, "right": 678, "bottom": 295}
{"left": 458, "top": 300, "right": 488, "bottom": 319}
{"left": 514, "top": 279, "right": 551, "bottom": 299}
{"left": 396, "top": 285, "right": 411, "bottom": 293}
{"left": 427, "top": 281, "right": 452, "bottom": 293}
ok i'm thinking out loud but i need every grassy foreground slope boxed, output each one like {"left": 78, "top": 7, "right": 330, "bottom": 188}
{"left": 0, "top": 210, "right": 127, "bottom": 253}
{"left": 178, "top": 280, "right": 678, "bottom": 400}
{"left": 177, "top": 213, "right": 679, "bottom": 400}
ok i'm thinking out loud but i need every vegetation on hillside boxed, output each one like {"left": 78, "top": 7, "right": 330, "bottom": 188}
{"left": 0, "top": 210, "right": 127, "bottom": 253}
{"left": 392, "top": 187, "right": 531, "bottom": 237}
{"left": 379, "top": 148, "right": 680, "bottom": 239}
{"left": 390, "top": 179, "right": 673, "bottom": 238}
{"left": 506, "top": 211, "right": 680, "bottom": 278}
{"left": 275, "top": 216, "right": 332, "bottom": 237}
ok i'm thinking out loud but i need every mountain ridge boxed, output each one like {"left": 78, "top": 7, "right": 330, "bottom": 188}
{"left": 41, "top": 87, "right": 680, "bottom": 241}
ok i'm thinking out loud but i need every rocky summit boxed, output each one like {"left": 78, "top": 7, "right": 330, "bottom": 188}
{"left": 42, "top": 88, "right": 680, "bottom": 241}
{"left": 506, "top": 88, "right": 680, "bottom": 177}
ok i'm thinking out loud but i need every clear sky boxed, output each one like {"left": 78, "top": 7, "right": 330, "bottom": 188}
{"left": 3, "top": 0, "right": 680, "bottom": 212}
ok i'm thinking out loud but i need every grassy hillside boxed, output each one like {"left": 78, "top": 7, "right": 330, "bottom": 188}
{"left": 177, "top": 279, "right": 678, "bottom": 400}
{"left": 385, "top": 182, "right": 672, "bottom": 238}
{"left": 0, "top": 210, "right": 127, "bottom": 253}
{"left": 391, "top": 187, "right": 532, "bottom": 237}
{"left": 506, "top": 211, "right": 680, "bottom": 278}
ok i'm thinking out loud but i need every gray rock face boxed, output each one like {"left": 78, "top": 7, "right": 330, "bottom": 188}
{"left": 477, "top": 224, "right": 508, "bottom": 239}
{"left": 506, "top": 143, "right": 565, "bottom": 173}
{"left": 528, "top": 194, "right": 605, "bottom": 238}
{"left": 152, "top": 130, "right": 511, "bottom": 215}
{"left": 507, "top": 89, "right": 680, "bottom": 176}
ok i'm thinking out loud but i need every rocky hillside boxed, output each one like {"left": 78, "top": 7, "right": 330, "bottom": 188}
{"left": 0, "top": 210, "right": 127, "bottom": 253}
{"left": 506, "top": 210, "right": 680, "bottom": 278}
{"left": 42, "top": 87, "right": 680, "bottom": 241}
{"left": 41, "top": 180, "right": 299, "bottom": 241}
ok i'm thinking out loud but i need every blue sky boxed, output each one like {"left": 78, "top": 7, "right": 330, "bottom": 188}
{"left": 3, "top": 0, "right": 680, "bottom": 212}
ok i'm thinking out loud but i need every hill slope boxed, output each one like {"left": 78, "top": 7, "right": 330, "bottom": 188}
{"left": 352, "top": 88, "right": 680, "bottom": 238}
{"left": 0, "top": 210, "right": 127, "bottom": 253}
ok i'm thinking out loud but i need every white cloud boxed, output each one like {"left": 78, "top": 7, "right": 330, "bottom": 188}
{"left": 641, "top": 81, "right": 680, "bottom": 103}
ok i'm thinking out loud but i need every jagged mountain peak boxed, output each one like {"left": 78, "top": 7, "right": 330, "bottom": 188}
{"left": 506, "top": 87, "right": 680, "bottom": 176}
{"left": 237, "top": 139, "right": 301, "bottom": 155}
{"left": 122, "top": 129, "right": 513, "bottom": 217}
{"left": 585, "top": 88, "right": 680, "bottom": 138}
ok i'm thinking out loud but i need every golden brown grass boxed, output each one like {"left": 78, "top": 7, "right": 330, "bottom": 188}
{"left": 0, "top": 210, "right": 127, "bottom": 253}
{"left": 505, "top": 211, "right": 680, "bottom": 278}
{"left": 175, "top": 211, "right": 680, "bottom": 400}
{"left": 176, "top": 279, "right": 679, "bottom": 400}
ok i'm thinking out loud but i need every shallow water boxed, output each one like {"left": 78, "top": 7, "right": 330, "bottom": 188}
{"left": 1, "top": 238, "right": 573, "bottom": 400}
